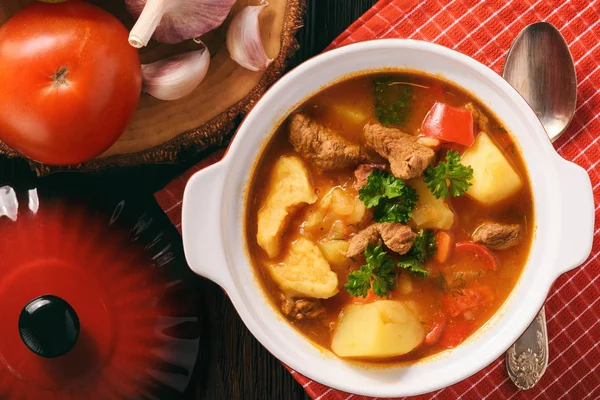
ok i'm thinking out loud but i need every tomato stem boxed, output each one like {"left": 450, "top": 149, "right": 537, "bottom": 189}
{"left": 52, "top": 67, "right": 69, "bottom": 87}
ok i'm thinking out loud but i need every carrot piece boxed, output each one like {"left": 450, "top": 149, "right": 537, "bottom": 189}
{"left": 438, "top": 320, "right": 474, "bottom": 349}
{"left": 425, "top": 313, "right": 447, "bottom": 345}
{"left": 434, "top": 231, "right": 453, "bottom": 263}
{"left": 454, "top": 242, "right": 497, "bottom": 271}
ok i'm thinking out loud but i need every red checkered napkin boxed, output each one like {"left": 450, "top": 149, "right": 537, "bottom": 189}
{"left": 156, "top": 0, "right": 600, "bottom": 398}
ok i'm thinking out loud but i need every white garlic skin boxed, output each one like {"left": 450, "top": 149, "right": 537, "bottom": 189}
{"left": 127, "top": 0, "right": 237, "bottom": 48}
{"left": 141, "top": 46, "right": 210, "bottom": 101}
{"left": 226, "top": 4, "right": 273, "bottom": 72}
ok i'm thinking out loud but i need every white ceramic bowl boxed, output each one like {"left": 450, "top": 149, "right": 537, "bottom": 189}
{"left": 181, "top": 39, "right": 594, "bottom": 397}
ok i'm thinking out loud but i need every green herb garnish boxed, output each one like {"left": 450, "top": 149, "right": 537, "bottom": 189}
{"left": 398, "top": 230, "right": 436, "bottom": 277}
{"left": 436, "top": 271, "right": 467, "bottom": 297}
{"left": 345, "top": 245, "right": 396, "bottom": 298}
{"left": 358, "top": 170, "right": 418, "bottom": 224}
{"left": 423, "top": 150, "right": 473, "bottom": 199}
{"left": 358, "top": 169, "right": 406, "bottom": 207}
{"left": 372, "top": 190, "right": 419, "bottom": 223}
{"left": 374, "top": 79, "right": 412, "bottom": 126}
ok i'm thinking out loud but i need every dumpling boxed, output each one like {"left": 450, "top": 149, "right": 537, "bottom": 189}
{"left": 257, "top": 156, "right": 317, "bottom": 258}
{"left": 267, "top": 238, "right": 339, "bottom": 299}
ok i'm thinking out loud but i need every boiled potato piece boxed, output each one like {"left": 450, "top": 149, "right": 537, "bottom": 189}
{"left": 332, "top": 301, "right": 425, "bottom": 359}
{"left": 331, "top": 102, "right": 371, "bottom": 125}
{"left": 303, "top": 192, "right": 333, "bottom": 230}
{"left": 267, "top": 238, "right": 339, "bottom": 299}
{"left": 397, "top": 275, "right": 413, "bottom": 295}
{"left": 327, "top": 220, "right": 350, "bottom": 240}
{"left": 461, "top": 133, "right": 523, "bottom": 204}
{"left": 410, "top": 178, "right": 455, "bottom": 230}
{"left": 318, "top": 239, "right": 350, "bottom": 266}
{"left": 257, "top": 156, "right": 318, "bottom": 258}
{"left": 304, "top": 188, "right": 366, "bottom": 230}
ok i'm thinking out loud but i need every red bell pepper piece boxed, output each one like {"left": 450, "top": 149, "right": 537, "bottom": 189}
{"left": 427, "top": 83, "right": 445, "bottom": 98}
{"left": 421, "top": 102, "right": 475, "bottom": 146}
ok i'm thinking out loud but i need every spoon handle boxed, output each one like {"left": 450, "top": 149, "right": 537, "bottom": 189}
{"left": 506, "top": 307, "right": 549, "bottom": 390}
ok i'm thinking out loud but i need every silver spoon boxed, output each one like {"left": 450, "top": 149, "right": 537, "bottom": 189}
{"left": 503, "top": 22, "right": 577, "bottom": 142}
{"left": 502, "top": 22, "right": 577, "bottom": 389}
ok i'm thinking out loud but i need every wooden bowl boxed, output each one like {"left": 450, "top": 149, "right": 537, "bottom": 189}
{"left": 0, "top": 0, "right": 304, "bottom": 174}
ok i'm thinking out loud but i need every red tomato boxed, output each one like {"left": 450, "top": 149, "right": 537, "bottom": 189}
{"left": 454, "top": 242, "right": 498, "bottom": 271}
{"left": 442, "top": 285, "right": 495, "bottom": 317}
{"left": 438, "top": 320, "right": 474, "bottom": 349}
{"left": 421, "top": 102, "right": 475, "bottom": 146}
{"left": 0, "top": 1, "right": 141, "bottom": 165}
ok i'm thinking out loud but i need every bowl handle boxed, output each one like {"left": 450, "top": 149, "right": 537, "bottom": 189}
{"left": 554, "top": 158, "right": 595, "bottom": 277}
{"left": 182, "top": 162, "right": 233, "bottom": 290}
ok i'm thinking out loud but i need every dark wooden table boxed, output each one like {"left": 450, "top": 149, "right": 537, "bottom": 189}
{"left": 0, "top": 1, "right": 377, "bottom": 399}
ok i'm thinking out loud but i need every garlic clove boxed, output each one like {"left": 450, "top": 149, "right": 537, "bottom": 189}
{"left": 226, "top": 3, "right": 273, "bottom": 72}
{"left": 126, "top": 0, "right": 237, "bottom": 48}
{"left": 141, "top": 45, "right": 210, "bottom": 101}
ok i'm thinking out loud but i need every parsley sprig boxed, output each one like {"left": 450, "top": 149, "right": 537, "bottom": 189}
{"left": 358, "top": 169, "right": 406, "bottom": 207}
{"left": 374, "top": 79, "right": 412, "bottom": 126}
{"left": 423, "top": 150, "right": 473, "bottom": 199}
{"left": 344, "top": 245, "right": 396, "bottom": 298}
{"left": 358, "top": 170, "right": 418, "bottom": 224}
{"left": 397, "top": 230, "right": 437, "bottom": 277}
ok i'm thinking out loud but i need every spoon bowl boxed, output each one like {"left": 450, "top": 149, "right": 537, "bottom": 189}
{"left": 502, "top": 22, "right": 577, "bottom": 141}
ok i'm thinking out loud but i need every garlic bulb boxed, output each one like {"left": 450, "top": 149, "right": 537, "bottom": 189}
{"left": 126, "top": 0, "right": 236, "bottom": 48}
{"left": 141, "top": 46, "right": 210, "bottom": 101}
{"left": 226, "top": 3, "right": 273, "bottom": 72}
{"left": 0, "top": 186, "right": 18, "bottom": 221}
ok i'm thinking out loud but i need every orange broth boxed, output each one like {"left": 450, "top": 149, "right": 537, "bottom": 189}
{"left": 245, "top": 72, "right": 534, "bottom": 364}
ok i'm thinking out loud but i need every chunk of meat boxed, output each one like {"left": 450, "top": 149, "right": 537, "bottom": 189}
{"left": 354, "top": 163, "right": 387, "bottom": 190}
{"left": 364, "top": 124, "right": 435, "bottom": 179}
{"left": 346, "top": 223, "right": 416, "bottom": 257}
{"left": 280, "top": 294, "right": 325, "bottom": 320}
{"left": 464, "top": 102, "right": 489, "bottom": 132}
{"left": 377, "top": 223, "right": 417, "bottom": 254}
{"left": 289, "top": 113, "right": 373, "bottom": 170}
{"left": 472, "top": 222, "right": 521, "bottom": 250}
{"left": 346, "top": 224, "right": 380, "bottom": 257}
